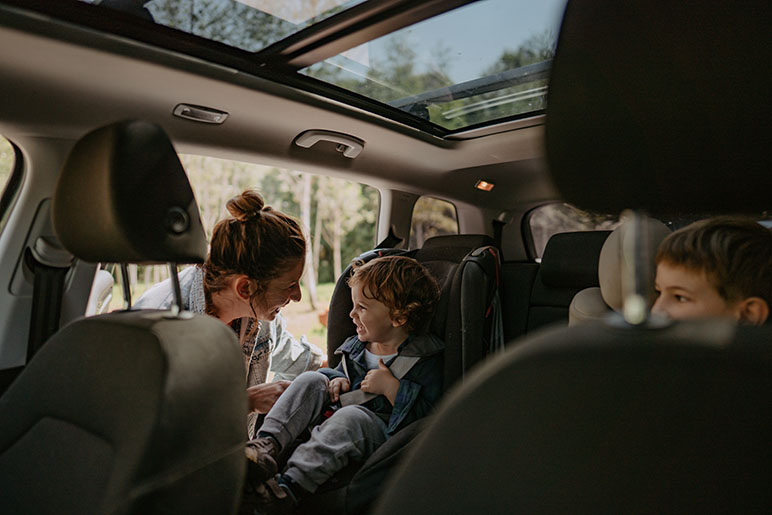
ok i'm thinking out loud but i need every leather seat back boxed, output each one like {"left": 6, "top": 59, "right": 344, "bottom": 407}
{"left": 0, "top": 120, "right": 246, "bottom": 514}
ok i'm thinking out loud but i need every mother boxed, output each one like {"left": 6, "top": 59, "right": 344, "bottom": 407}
{"left": 135, "top": 190, "right": 323, "bottom": 435}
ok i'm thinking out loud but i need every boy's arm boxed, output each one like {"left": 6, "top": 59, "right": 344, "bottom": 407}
{"left": 386, "top": 353, "right": 444, "bottom": 434}
{"left": 317, "top": 362, "right": 347, "bottom": 381}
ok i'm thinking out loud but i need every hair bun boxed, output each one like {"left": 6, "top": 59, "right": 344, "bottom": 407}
{"left": 227, "top": 190, "right": 265, "bottom": 222}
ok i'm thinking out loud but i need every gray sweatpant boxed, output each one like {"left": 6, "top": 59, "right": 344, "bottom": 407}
{"left": 259, "top": 371, "right": 389, "bottom": 492}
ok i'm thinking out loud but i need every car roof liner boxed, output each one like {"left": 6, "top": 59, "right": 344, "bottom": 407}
{"left": 545, "top": 0, "right": 772, "bottom": 216}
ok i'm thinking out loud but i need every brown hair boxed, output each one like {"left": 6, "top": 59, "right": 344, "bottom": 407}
{"left": 656, "top": 216, "right": 772, "bottom": 306}
{"left": 203, "top": 190, "right": 306, "bottom": 319}
{"left": 348, "top": 256, "right": 440, "bottom": 333}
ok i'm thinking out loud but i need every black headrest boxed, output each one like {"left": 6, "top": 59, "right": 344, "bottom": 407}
{"left": 546, "top": 1, "right": 772, "bottom": 216}
{"left": 540, "top": 231, "right": 610, "bottom": 288}
{"left": 422, "top": 234, "right": 495, "bottom": 251}
{"left": 53, "top": 120, "right": 207, "bottom": 263}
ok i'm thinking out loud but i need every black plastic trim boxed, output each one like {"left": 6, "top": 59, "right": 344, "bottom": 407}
{"left": 0, "top": 140, "right": 24, "bottom": 235}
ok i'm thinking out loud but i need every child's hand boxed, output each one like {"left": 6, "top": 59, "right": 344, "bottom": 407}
{"left": 361, "top": 359, "right": 400, "bottom": 405}
{"left": 328, "top": 377, "right": 350, "bottom": 403}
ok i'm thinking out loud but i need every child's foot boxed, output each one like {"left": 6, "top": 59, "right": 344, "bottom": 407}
{"left": 244, "top": 436, "right": 279, "bottom": 483}
{"left": 252, "top": 477, "right": 296, "bottom": 515}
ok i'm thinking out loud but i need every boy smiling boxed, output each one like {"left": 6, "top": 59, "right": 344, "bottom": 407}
{"left": 652, "top": 216, "right": 771, "bottom": 324}
{"left": 242, "top": 256, "right": 444, "bottom": 514}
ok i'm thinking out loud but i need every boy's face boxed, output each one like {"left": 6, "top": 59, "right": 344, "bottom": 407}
{"left": 652, "top": 261, "right": 741, "bottom": 321}
{"left": 349, "top": 282, "right": 406, "bottom": 345}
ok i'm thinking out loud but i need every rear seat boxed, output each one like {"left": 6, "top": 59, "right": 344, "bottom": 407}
{"left": 312, "top": 234, "right": 501, "bottom": 513}
{"left": 502, "top": 231, "right": 610, "bottom": 342}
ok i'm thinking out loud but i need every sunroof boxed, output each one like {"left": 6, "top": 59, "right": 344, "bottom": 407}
{"left": 79, "top": 0, "right": 565, "bottom": 133}
{"left": 300, "top": 0, "right": 566, "bottom": 130}
{"left": 88, "top": 0, "right": 366, "bottom": 52}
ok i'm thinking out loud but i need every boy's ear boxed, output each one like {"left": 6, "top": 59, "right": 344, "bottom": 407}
{"left": 737, "top": 297, "right": 769, "bottom": 326}
{"left": 391, "top": 315, "right": 408, "bottom": 329}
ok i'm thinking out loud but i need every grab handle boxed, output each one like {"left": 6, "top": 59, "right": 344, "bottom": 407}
{"left": 294, "top": 130, "right": 365, "bottom": 158}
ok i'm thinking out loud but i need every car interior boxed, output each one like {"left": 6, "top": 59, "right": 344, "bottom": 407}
{"left": 0, "top": 0, "right": 770, "bottom": 513}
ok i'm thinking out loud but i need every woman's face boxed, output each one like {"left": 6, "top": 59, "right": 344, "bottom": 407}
{"left": 254, "top": 258, "right": 304, "bottom": 321}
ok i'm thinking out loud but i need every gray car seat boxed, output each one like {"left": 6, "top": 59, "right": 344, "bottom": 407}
{"left": 0, "top": 120, "right": 247, "bottom": 514}
{"left": 306, "top": 234, "right": 501, "bottom": 514}
{"left": 372, "top": 0, "right": 772, "bottom": 513}
{"left": 527, "top": 230, "right": 610, "bottom": 331}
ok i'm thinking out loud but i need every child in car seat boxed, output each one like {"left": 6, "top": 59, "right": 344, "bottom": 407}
{"left": 241, "top": 256, "right": 444, "bottom": 513}
{"left": 652, "top": 216, "right": 771, "bottom": 324}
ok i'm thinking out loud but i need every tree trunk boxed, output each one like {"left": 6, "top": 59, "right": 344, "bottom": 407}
{"left": 313, "top": 197, "right": 323, "bottom": 285}
{"left": 333, "top": 209, "right": 342, "bottom": 279}
{"left": 298, "top": 173, "right": 318, "bottom": 310}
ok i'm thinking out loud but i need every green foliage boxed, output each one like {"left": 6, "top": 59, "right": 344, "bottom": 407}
{"left": 409, "top": 196, "right": 459, "bottom": 248}
{"left": 529, "top": 203, "right": 620, "bottom": 258}
{"left": 0, "top": 136, "right": 14, "bottom": 192}
{"left": 179, "top": 153, "right": 378, "bottom": 286}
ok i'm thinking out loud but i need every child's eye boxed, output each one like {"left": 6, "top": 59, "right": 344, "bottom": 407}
{"left": 674, "top": 294, "right": 690, "bottom": 303}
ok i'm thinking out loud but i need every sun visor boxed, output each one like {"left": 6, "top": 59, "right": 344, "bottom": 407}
{"left": 53, "top": 120, "right": 207, "bottom": 264}
{"left": 545, "top": 0, "right": 772, "bottom": 216}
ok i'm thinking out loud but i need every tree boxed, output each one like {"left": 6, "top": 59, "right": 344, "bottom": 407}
{"left": 0, "top": 137, "right": 15, "bottom": 191}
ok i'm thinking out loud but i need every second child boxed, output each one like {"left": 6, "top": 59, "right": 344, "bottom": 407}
{"left": 243, "top": 255, "right": 444, "bottom": 513}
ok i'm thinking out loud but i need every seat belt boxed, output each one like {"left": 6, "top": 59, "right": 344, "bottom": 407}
{"left": 339, "top": 355, "right": 421, "bottom": 406}
{"left": 26, "top": 236, "right": 74, "bottom": 361}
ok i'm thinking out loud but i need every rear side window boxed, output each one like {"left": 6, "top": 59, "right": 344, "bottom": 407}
{"left": 528, "top": 203, "right": 620, "bottom": 260}
{"left": 0, "top": 136, "right": 13, "bottom": 189}
{"left": 409, "top": 196, "right": 459, "bottom": 248}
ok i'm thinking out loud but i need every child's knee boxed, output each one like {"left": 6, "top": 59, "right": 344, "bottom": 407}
{"left": 292, "top": 370, "right": 329, "bottom": 390}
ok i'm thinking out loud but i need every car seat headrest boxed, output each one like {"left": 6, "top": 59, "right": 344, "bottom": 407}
{"left": 540, "top": 231, "right": 609, "bottom": 289}
{"left": 546, "top": 0, "right": 772, "bottom": 215}
{"left": 598, "top": 216, "right": 671, "bottom": 311}
{"left": 421, "top": 234, "right": 495, "bottom": 251}
{"left": 53, "top": 120, "right": 207, "bottom": 263}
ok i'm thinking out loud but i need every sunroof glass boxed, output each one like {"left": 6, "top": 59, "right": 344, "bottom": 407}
{"left": 300, "top": 0, "right": 566, "bottom": 130}
{"left": 88, "top": 0, "right": 366, "bottom": 53}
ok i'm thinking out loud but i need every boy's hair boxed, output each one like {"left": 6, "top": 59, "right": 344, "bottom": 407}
{"left": 656, "top": 216, "right": 772, "bottom": 306}
{"left": 348, "top": 256, "right": 440, "bottom": 333}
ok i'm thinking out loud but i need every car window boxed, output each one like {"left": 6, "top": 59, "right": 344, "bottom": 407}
{"left": 0, "top": 135, "right": 21, "bottom": 233}
{"left": 96, "top": 156, "right": 380, "bottom": 354}
{"left": 528, "top": 203, "right": 620, "bottom": 261}
{"left": 0, "top": 136, "right": 13, "bottom": 189}
{"left": 409, "top": 196, "right": 459, "bottom": 248}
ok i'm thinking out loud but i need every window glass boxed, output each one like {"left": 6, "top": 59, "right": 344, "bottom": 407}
{"left": 0, "top": 136, "right": 15, "bottom": 196}
{"left": 409, "top": 196, "right": 459, "bottom": 248}
{"left": 302, "top": 0, "right": 566, "bottom": 130}
{"left": 98, "top": 156, "right": 379, "bottom": 354}
{"left": 528, "top": 203, "right": 620, "bottom": 260}
{"left": 83, "top": 0, "right": 366, "bottom": 53}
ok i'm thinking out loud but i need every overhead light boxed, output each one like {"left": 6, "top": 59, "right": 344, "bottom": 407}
{"left": 475, "top": 180, "right": 495, "bottom": 191}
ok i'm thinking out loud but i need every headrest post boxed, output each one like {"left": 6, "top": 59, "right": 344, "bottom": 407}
{"left": 168, "top": 262, "right": 182, "bottom": 317}
{"left": 119, "top": 263, "right": 132, "bottom": 310}
{"left": 621, "top": 211, "right": 649, "bottom": 326}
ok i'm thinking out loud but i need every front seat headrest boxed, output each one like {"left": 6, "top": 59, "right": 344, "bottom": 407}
{"left": 546, "top": 1, "right": 772, "bottom": 215}
{"left": 53, "top": 120, "right": 207, "bottom": 264}
{"left": 569, "top": 216, "right": 670, "bottom": 324}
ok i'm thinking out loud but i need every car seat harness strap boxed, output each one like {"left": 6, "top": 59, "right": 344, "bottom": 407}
{"left": 339, "top": 355, "right": 421, "bottom": 406}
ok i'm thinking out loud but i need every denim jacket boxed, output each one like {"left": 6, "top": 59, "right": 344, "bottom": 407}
{"left": 319, "top": 333, "right": 444, "bottom": 435}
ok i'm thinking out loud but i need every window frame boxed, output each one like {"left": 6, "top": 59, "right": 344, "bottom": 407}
{"left": 0, "top": 138, "right": 24, "bottom": 235}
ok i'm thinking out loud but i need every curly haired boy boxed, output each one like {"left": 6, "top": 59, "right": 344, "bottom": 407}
{"left": 242, "top": 256, "right": 444, "bottom": 513}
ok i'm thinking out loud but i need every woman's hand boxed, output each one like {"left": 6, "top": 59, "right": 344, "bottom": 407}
{"left": 328, "top": 377, "right": 351, "bottom": 403}
{"left": 360, "top": 359, "right": 399, "bottom": 405}
{"left": 247, "top": 381, "right": 291, "bottom": 413}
